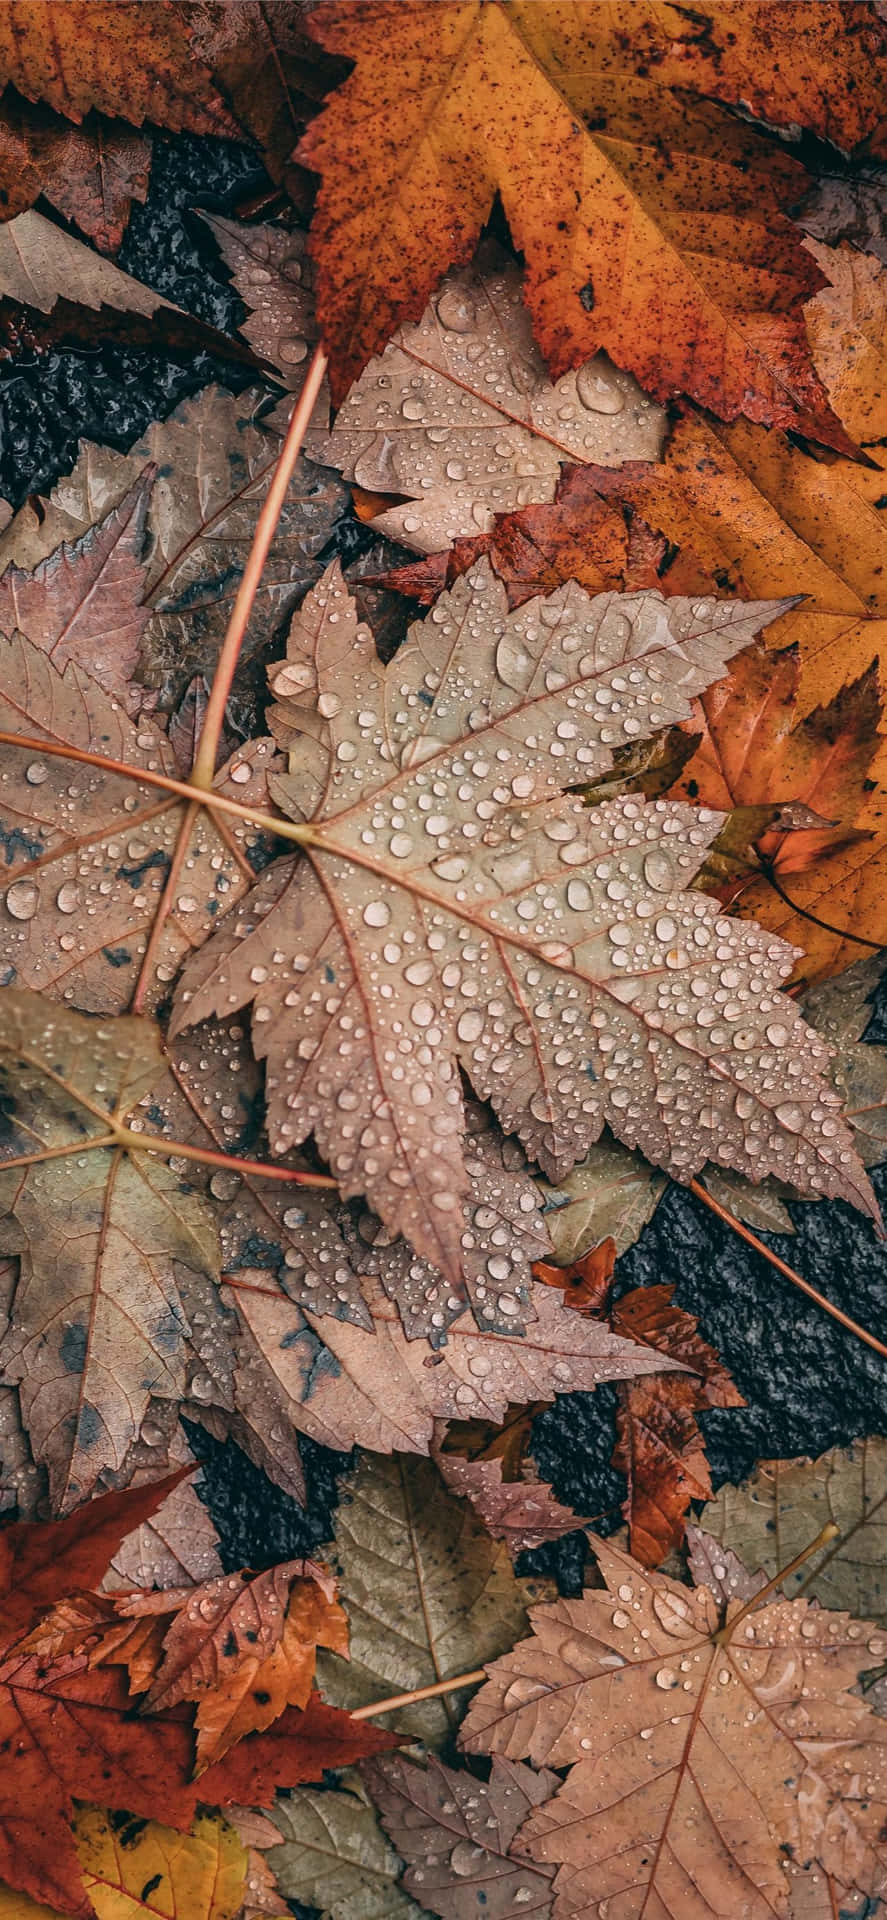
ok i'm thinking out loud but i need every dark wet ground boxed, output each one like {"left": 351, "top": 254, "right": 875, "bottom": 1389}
{"left": 3, "top": 131, "right": 885, "bottom": 1913}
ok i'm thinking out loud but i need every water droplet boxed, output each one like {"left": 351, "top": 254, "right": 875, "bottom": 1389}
{"left": 317, "top": 692, "right": 341, "bottom": 719}
{"left": 55, "top": 883, "right": 81, "bottom": 915}
{"left": 435, "top": 286, "right": 477, "bottom": 333}
{"left": 576, "top": 359, "right": 625, "bottom": 414}
{"left": 5, "top": 880, "right": 38, "bottom": 920}
{"left": 655, "top": 1666, "right": 679, "bottom": 1690}
{"left": 363, "top": 901, "right": 391, "bottom": 928}
{"left": 24, "top": 761, "right": 47, "bottom": 785}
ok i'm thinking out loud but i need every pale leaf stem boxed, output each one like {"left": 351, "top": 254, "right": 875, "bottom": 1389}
{"left": 189, "top": 344, "right": 329, "bottom": 790}
{"left": 349, "top": 1670, "right": 488, "bottom": 1719}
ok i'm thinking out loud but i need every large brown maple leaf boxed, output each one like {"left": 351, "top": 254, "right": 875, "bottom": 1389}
{"left": 171, "top": 560, "right": 878, "bottom": 1289}
{"left": 460, "top": 1531, "right": 887, "bottom": 1918}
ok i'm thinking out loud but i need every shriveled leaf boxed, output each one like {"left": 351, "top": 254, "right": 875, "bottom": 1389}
{"left": 0, "top": 996, "right": 221, "bottom": 1509}
{"left": 365, "top": 1751, "right": 558, "bottom": 1919}
{"left": 0, "top": 468, "right": 152, "bottom": 704}
{"left": 0, "top": 96, "right": 151, "bottom": 252}
{"left": 173, "top": 558, "right": 879, "bottom": 1288}
{"left": 0, "top": 627, "right": 277, "bottom": 1011}
{"left": 265, "top": 1777, "right": 425, "bottom": 1920}
{"left": 460, "top": 1532, "right": 887, "bottom": 1919}
{"left": 119, "top": 1560, "right": 349, "bottom": 1770}
{"left": 797, "top": 168, "right": 887, "bottom": 269}
{"left": 193, "top": 0, "right": 345, "bottom": 209}
{"left": 380, "top": 460, "right": 692, "bottom": 609}
{"left": 0, "top": 383, "right": 348, "bottom": 708}
{"left": 310, "top": 246, "right": 664, "bottom": 552}
{"left": 610, "top": 1285, "right": 745, "bottom": 1567}
{"left": 314, "top": 1455, "right": 537, "bottom": 1749}
{"left": 0, "top": 2, "right": 235, "bottom": 130}
{"left": 434, "top": 1452, "right": 585, "bottom": 1556}
{"left": 700, "top": 1438, "right": 887, "bottom": 1629}
{"left": 299, "top": 1, "right": 853, "bottom": 450}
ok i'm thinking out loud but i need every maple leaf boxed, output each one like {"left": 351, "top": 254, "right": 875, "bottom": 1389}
{"left": 314, "top": 1454, "right": 541, "bottom": 1752}
{"left": 0, "top": 1808, "right": 250, "bottom": 1920}
{"left": 666, "top": 639, "right": 885, "bottom": 984}
{"left": 572, "top": 406, "right": 887, "bottom": 717}
{"left": 171, "top": 558, "right": 878, "bottom": 1287}
{"left": 226, "top": 1267, "right": 677, "bottom": 1466}
{"left": 200, "top": 213, "right": 320, "bottom": 392}
{"left": 460, "top": 1531, "right": 887, "bottom": 1919}
{"left": 0, "top": 1477, "right": 399, "bottom": 1914}
{"left": 113, "top": 1559, "right": 349, "bottom": 1771}
{"left": 307, "top": 245, "right": 664, "bottom": 553}
{"left": 433, "top": 1451, "right": 585, "bottom": 1557}
{"left": 0, "top": 995, "right": 223, "bottom": 1509}
{"left": 0, "top": 383, "right": 348, "bottom": 707}
{"left": 0, "top": 621, "right": 277, "bottom": 1012}
{"left": 700, "top": 1437, "right": 887, "bottom": 1630}
{"left": 364, "top": 1751, "right": 559, "bottom": 1919}
{"left": 298, "top": 0, "right": 854, "bottom": 450}
{"left": 0, "top": 96, "right": 151, "bottom": 253}
{"left": 610, "top": 1284, "right": 746, "bottom": 1568}
{"left": 0, "top": 2, "right": 236, "bottom": 132}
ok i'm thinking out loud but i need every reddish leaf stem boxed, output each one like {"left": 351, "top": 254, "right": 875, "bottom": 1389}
{"left": 115, "top": 1128, "right": 337, "bottom": 1186}
{"left": 689, "top": 1177, "right": 887, "bottom": 1358}
{"left": 189, "top": 344, "right": 329, "bottom": 791}
{"left": 0, "top": 1131, "right": 336, "bottom": 1188}
{"left": 350, "top": 1670, "right": 488, "bottom": 1719}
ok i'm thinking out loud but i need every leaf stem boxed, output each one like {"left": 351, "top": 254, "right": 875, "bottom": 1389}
{"left": 114, "top": 1129, "right": 338, "bottom": 1187}
{"left": 0, "top": 729, "right": 313, "bottom": 844}
{"left": 689, "top": 1177, "right": 887, "bottom": 1358}
{"left": 0, "top": 1130, "right": 336, "bottom": 1188}
{"left": 349, "top": 1670, "right": 488, "bottom": 1719}
{"left": 189, "top": 345, "right": 329, "bottom": 791}
{"left": 714, "top": 1518, "right": 840, "bottom": 1643}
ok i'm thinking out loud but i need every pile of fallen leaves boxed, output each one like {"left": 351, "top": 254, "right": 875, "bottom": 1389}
{"left": 0, "top": 3, "right": 884, "bottom": 1914}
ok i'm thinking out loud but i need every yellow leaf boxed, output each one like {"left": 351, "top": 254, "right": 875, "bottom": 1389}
{"left": 0, "top": 1809, "right": 248, "bottom": 1919}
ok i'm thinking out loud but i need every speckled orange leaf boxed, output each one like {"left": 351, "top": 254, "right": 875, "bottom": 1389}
{"left": 298, "top": 0, "right": 852, "bottom": 449}
{"left": 666, "top": 642, "right": 887, "bottom": 983}
{"left": 117, "top": 1561, "right": 349, "bottom": 1772}
{"left": 578, "top": 408, "right": 887, "bottom": 716}
{"left": 0, "top": 2, "right": 235, "bottom": 131}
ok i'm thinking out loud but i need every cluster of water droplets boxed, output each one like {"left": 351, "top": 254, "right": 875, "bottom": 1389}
{"left": 203, "top": 213, "right": 315, "bottom": 382}
{"left": 0, "top": 653, "right": 275, "bottom": 1012}
{"left": 317, "top": 248, "right": 664, "bottom": 550}
{"left": 373, "top": 1753, "right": 551, "bottom": 1908}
